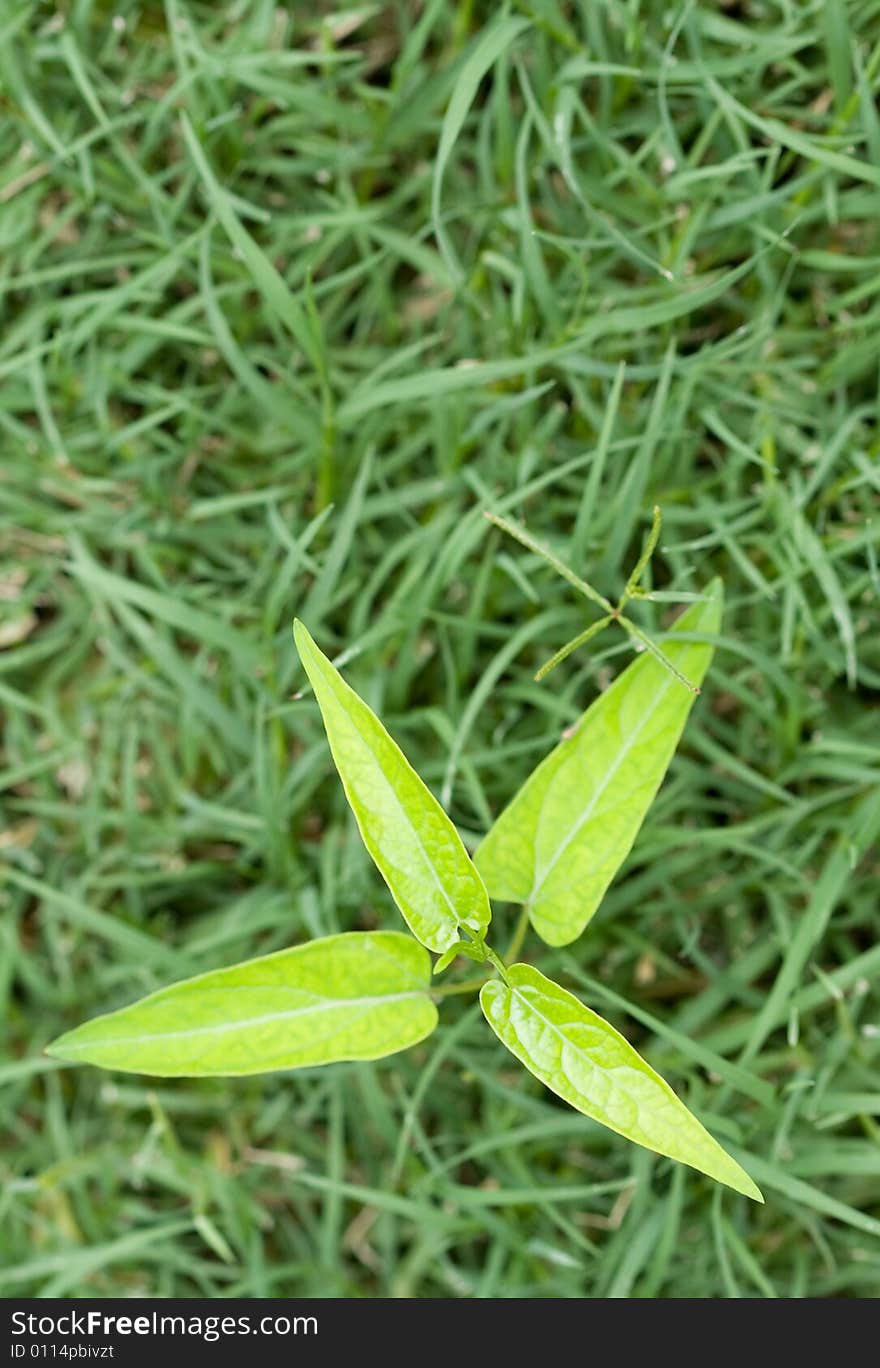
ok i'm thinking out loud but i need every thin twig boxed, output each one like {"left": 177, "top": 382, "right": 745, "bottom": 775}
{"left": 618, "top": 617, "right": 700, "bottom": 694}
{"left": 483, "top": 511, "right": 614, "bottom": 615}
{"left": 535, "top": 615, "right": 614, "bottom": 680}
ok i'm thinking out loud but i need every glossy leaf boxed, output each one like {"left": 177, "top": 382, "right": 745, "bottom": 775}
{"left": 294, "top": 620, "right": 490, "bottom": 953}
{"left": 475, "top": 580, "right": 723, "bottom": 946}
{"left": 46, "top": 932, "right": 438, "bottom": 1076}
{"left": 481, "top": 964, "right": 762, "bottom": 1200}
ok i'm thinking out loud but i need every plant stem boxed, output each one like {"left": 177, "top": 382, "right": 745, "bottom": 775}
{"left": 535, "top": 614, "right": 613, "bottom": 680}
{"left": 484, "top": 943, "right": 510, "bottom": 984}
{"left": 431, "top": 974, "right": 491, "bottom": 999}
{"left": 483, "top": 512, "right": 614, "bottom": 615}
{"left": 621, "top": 504, "right": 662, "bottom": 607}
{"left": 618, "top": 616, "right": 700, "bottom": 694}
{"left": 431, "top": 923, "right": 514, "bottom": 998}
{"left": 485, "top": 505, "right": 700, "bottom": 693}
{"left": 504, "top": 905, "right": 530, "bottom": 962}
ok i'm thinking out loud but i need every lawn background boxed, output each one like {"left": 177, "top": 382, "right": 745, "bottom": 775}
{"left": 2, "top": 0, "right": 879, "bottom": 1297}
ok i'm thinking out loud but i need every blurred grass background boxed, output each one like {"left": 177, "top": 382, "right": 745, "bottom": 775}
{"left": 2, "top": 0, "right": 880, "bottom": 1297}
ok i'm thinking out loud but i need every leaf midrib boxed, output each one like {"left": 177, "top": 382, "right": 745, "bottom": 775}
{"left": 501, "top": 977, "right": 744, "bottom": 1186}
{"left": 58, "top": 991, "right": 427, "bottom": 1053}
{"left": 326, "top": 664, "right": 473, "bottom": 938}
{"left": 504, "top": 979, "right": 672, "bottom": 1133}
{"left": 530, "top": 661, "right": 679, "bottom": 905}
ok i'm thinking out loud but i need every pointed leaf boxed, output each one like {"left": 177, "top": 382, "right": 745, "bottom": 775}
{"left": 481, "top": 964, "right": 762, "bottom": 1200}
{"left": 294, "top": 620, "right": 490, "bottom": 953}
{"left": 475, "top": 580, "right": 723, "bottom": 946}
{"left": 46, "top": 932, "right": 438, "bottom": 1076}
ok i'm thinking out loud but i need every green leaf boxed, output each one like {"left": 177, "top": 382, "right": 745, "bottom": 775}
{"left": 294, "top": 621, "right": 490, "bottom": 953}
{"left": 46, "top": 932, "right": 438, "bottom": 1077}
{"left": 480, "top": 964, "right": 762, "bottom": 1201}
{"left": 432, "top": 939, "right": 489, "bottom": 976}
{"left": 474, "top": 580, "right": 723, "bottom": 946}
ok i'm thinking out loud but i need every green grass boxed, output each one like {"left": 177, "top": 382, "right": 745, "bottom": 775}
{"left": 2, "top": 0, "right": 880, "bottom": 1298}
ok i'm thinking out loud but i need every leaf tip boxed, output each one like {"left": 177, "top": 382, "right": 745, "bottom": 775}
{"left": 712, "top": 1150, "right": 763, "bottom": 1203}
{"left": 44, "top": 1032, "right": 76, "bottom": 1063}
{"left": 736, "top": 1171, "right": 764, "bottom": 1204}
{"left": 292, "top": 618, "right": 315, "bottom": 663}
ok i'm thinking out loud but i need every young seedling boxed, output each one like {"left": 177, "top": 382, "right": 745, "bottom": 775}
{"left": 48, "top": 516, "right": 762, "bottom": 1203}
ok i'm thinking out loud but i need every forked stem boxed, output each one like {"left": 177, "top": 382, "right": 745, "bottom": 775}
{"left": 485, "top": 505, "right": 699, "bottom": 692}
{"left": 431, "top": 929, "right": 513, "bottom": 998}
{"left": 483, "top": 511, "right": 614, "bottom": 616}
{"left": 621, "top": 504, "right": 662, "bottom": 607}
